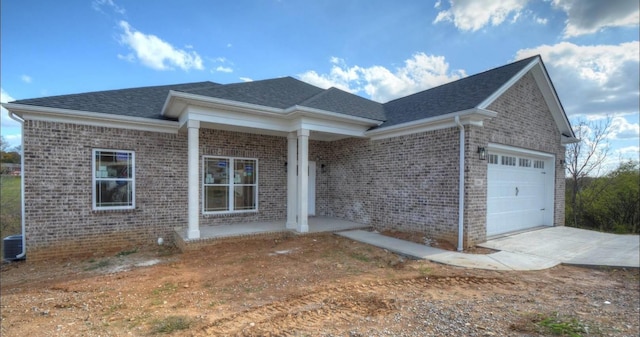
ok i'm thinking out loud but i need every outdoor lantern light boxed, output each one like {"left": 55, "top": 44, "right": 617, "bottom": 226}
{"left": 477, "top": 147, "right": 486, "bottom": 160}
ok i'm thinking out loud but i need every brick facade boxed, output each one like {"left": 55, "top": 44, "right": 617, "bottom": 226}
{"left": 21, "top": 72, "right": 565, "bottom": 260}
{"left": 22, "top": 123, "right": 288, "bottom": 261}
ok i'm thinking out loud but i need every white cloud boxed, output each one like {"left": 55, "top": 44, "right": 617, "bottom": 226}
{"left": 118, "top": 21, "right": 204, "bottom": 71}
{"left": 92, "top": 0, "right": 126, "bottom": 15}
{"left": 552, "top": 0, "right": 639, "bottom": 37}
{"left": 117, "top": 53, "right": 135, "bottom": 62}
{"left": 433, "top": 0, "right": 530, "bottom": 32}
{"left": 609, "top": 116, "right": 640, "bottom": 140}
{"left": 20, "top": 75, "right": 32, "bottom": 84}
{"left": 216, "top": 66, "right": 233, "bottom": 73}
{"left": 1, "top": 88, "right": 23, "bottom": 149}
{"left": 516, "top": 41, "right": 640, "bottom": 117}
{"left": 299, "top": 53, "right": 466, "bottom": 103}
{"left": 614, "top": 145, "right": 640, "bottom": 157}
{"left": 239, "top": 77, "right": 253, "bottom": 82}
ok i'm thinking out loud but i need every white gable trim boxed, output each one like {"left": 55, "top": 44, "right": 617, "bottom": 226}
{"left": 2, "top": 103, "right": 179, "bottom": 134}
{"left": 477, "top": 57, "right": 577, "bottom": 144}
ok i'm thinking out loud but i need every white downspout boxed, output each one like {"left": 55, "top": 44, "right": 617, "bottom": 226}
{"left": 454, "top": 116, "right": 464, "bottom": 252}
{"left": 8, "top": 111, "right": 26, "bottom": 259}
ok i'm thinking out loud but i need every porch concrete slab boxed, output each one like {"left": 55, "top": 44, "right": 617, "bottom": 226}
{"left": 336, "top": 230, "right": 559, "bottom": 271}
{"left": 479, "top": 226, "right": 640, "bottom": 268}
{"left": 175, "top": 216, "right": 370, "bottom": 242}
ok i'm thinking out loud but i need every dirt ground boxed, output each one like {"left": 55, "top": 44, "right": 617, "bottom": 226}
{"left": 1, "top": 233, "right": 638, "bottom": 336}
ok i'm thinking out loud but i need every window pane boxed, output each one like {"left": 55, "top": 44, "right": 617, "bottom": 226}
{"left": 234, "top": 186, "right": 256, "bottom": 210}
{"left": 96, "top": 151, "right": 132, "bottom": 178}
{"left": 204, "top": 158, "right": 229, "bottom": 184}
{"left": 205, "top": 186, "right": 229, "bottom": 211}
{"left": 95, "top": 181, "right": 133, "bottom": 207}
{"left": 234, "top": 159, "right": 256, "bottom": 184}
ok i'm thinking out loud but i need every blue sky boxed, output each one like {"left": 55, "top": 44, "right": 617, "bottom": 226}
{"left": 1, "top": 0, "right": 638, "bottom": 171}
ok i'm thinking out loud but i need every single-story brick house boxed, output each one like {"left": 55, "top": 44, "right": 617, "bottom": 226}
{"left": 3, "top": 55, "right": 577, "bottom": 261}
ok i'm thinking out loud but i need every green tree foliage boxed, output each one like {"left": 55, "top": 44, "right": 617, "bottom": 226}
{"left": 566, "top": 160, "right": 640, "bottom": 234}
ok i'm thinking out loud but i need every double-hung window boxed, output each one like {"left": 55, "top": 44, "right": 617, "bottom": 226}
{"left": 203, "top": 157, "right": 258, "bottom": 213}
{"left": 93, "top": 149, "right": 135, "bottom": 210}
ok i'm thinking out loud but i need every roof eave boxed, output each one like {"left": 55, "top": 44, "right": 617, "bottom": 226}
{"left": 366, "top": 108, "right": 497, "bottom": 140}
{"left": 2, "top": 102, "right": 179, "bottom": 134}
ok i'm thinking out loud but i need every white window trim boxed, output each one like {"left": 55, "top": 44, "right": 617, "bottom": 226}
{"left": 202, "top": 156, "right": 259, "bottom": 214}
{"left": 92, "top": 149, "right": 136, "bottom": 211}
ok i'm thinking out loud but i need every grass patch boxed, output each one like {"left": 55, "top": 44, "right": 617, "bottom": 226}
{"left": 350, "top": 252, "right": 371, "bottom": 262}
{"left": 116, "top": 248, "right": 138, "bottom": 257}
{"left": 150, "top": 315, "right": 192, "bottom": 334}
{"left": 153, "top": 282, "right": 178, "bottom": 296}
{"left": 84, "top": 259, "right": 111, "bottom": 271}
{"left": 0, "top": 176, "right": 22, "bottom": 253}
{"left": 512, "top": 312, "right": 595, "bottom": 337}
{"left": 417, "top": 266, "right": 433, "bottom": 276}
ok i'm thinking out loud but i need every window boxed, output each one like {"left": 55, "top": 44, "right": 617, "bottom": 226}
{"left": 488, "top": 154, "right": 499, "bottom": 164}
{"left": 203, "top": 157, "right": 258, "bottom": 213}
{"left": 501, "top": 155, "right": 516, "bottom": 166}
{"left": 93, "top": 150, "right": 135, "bottom": 210}
{"left": 519, "top": 158, "right": 531, "bottom": 167}
{"left": 534, "top": 160, "right": 545, "bottom": 169}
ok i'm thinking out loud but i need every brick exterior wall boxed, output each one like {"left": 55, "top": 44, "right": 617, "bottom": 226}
{"left": 319, "top": 129, "right": 462, "bottom": 244}
{"left": 22, "top": 123, "right": 288, "bottom": 261}
{"left": 21, "top": 72, "right": 565, "bottom": 260}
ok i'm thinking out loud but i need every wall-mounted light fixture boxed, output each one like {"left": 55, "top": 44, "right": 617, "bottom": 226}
{"left": 477, "top": 147, "right": 486, "bottom": 160}
{"left": 285, "top": 161, "right": 288, "bottom": 173}
{"left": 559, "top": 159, "right": 566, "bottom": 168}
{"left": 321, "top": 164, "right": 326, "bottom": 173}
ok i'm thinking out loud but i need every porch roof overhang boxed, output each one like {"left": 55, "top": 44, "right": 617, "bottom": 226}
{"left": 162, "top": 91, "right": 383, "bottom": 141}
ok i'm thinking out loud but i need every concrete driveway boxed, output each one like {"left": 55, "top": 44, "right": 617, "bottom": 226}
{"left": 479, "top": 226, "right": 640, "bottom": 268}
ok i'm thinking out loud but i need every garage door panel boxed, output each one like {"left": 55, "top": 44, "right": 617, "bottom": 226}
{"left": 487, "top": 148, "right": 553, "bottom": 236}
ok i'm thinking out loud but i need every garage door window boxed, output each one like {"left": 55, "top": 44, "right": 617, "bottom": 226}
{"left": 488, "top": 154, "right": 498, "bottom": 164}
{"left": 501, "top": 156, "right": 516, "bottom": 166}
{"left": 519, "top": 158, "right": 531, "bottom": 167}
{"left": 534, "top": 160, "right": 545, "bottom": 169}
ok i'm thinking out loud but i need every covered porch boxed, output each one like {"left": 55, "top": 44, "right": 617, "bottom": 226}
{"left": 173, "top": 216, "right": 370, "bottom": 251}
{"left": 162, "top": 85, "right": 383, "bottom": 242}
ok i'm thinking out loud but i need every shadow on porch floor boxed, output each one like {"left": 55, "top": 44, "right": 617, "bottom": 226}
{"left": 173, "top": 216, "right": 370, "bottom": 251}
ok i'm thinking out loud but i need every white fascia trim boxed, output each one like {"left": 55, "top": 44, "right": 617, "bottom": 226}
{"left": 165, "top": 91, "right": 382, "bottom": 128}
{"left": 488, "top": 143, "right": 555, "bottom": 159}
{"left": 3, "top": 103, "right": 179, "bottom": 134}
{"left": 366, "top": 108, "right": 497, "bottom": 141}
{"left": 477, "top": 58, "right": 539, "bottom": 109}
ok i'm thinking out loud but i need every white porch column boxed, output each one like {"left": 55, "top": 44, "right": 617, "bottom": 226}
{"left": 296, "top": 129, "right": 310, "bottom": 233}
{"left": 187, "top": 120, "right": 201, "bottom": 239}
{"left": 286, "top": 132, "right": 298, "bottom": 229}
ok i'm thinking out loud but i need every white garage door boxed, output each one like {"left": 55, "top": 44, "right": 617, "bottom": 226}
{"left": 486, "top": 145, "right": 554, "bottom": 237}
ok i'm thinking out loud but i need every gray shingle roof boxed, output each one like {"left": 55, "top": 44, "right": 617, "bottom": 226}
{"left": 11, "top": 82, "right": 219, "bottom": 120}
{"left": 300, "top": 87, "right": 386, "bottom": 121}
{"left": 9, "top": 56, "right": 540, "bottom": 127}
{"left": 178, "top": 77, "right": 324, "bottom": 109}
{"left": 380, "top": 55, "right": 538, "bottom": 128}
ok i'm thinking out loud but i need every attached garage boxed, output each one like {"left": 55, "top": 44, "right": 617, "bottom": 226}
{"left": 486, "top": 144, "right": 555, "bottom": 237}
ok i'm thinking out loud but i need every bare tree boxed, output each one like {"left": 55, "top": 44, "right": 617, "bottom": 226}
{"left": 566, "top": 117, "right": 612, "bottom": 227}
